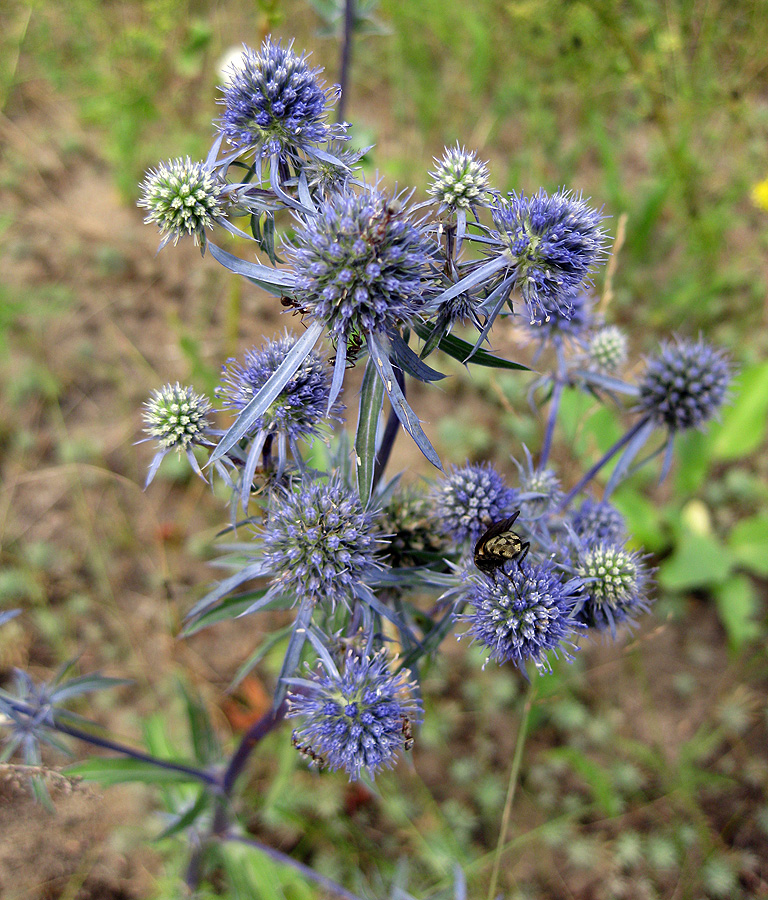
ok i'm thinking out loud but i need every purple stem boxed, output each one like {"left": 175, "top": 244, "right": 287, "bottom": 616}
{"left": 220, "top": 700, "right": 288, "bottom": 797}
{"left": 558, "top": 416, "right": 651, "bottom": 511}
{"left": 224, "top": 832, "right": 366, "bottom": 900}
{"left": 337, "top": 0, "right": 355, "bottom": 123}
{"left": 539, "top": 377, "right": 565, "bottom": 469}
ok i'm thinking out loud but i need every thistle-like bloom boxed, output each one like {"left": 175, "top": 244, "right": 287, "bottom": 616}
{"left": 288, "top": 184, "right": 432, "bottom": 343}
{"left": 287, "top": 649, "right": 422, "bottom": 781}
{"left": 218, "top": 39, "right": 337, "bottom": 158}
{"left": 586, "top": 325, "right": 628, "bottom": 373}
{"left": 428, "top": 144, "right": 490, "bottom": 212}
{"left": 138, "top": 157, "right": 227, "bottom": 251}
{"left": 514, "top": 447, "right": 563, "bottom": 519}
{"left": 432, "top": 462, "right": 518, "bottom": 544}
{"left": 637, "top": 337, "right": 731, "bottom": 433}
{"left": 490, "top": 188, "right": 607, "bottom": 322}
{"left": 142, "top": 383, "right": 214, "bottom": 486}
{"left": 261, "top": 475, "right": 383, "bottom": 608}
{"left": 464, "top": 559, "right": 584, "bottom": 672}
{"left": 576, "top": 541, "right": 650, "bottom": 632}
{"left": 304, "top": 140, "right": 368, "bottom": 196}
{"left": 569, "top": 498, "right": 626, "bottom": 544}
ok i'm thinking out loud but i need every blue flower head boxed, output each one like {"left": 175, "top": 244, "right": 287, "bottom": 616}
{"left": 569, "top": 498, "right": 627, "bottom": 544}
{"left": 218, "top": 38, "right": 338, "bottom": 158}
{"left": 432, "top": 462, "right": 518, "bottom": 544}
{"left": 490, "top": 189, "right": 607, "bottom": 323}
{"left": 261, "top": 475, "right": 383, "bottom": 609}
{"left": 287, "top": 184, "right": 433, "bottom": 344}
{"left": 638, "top": 336, "right": 731, "bottom": 433}
{"left": 138, "top": 157, "right": 227, "bottom": 251}
{"left": 288, "top": 648, "right": 422, "bottom": 781}
{"left": 525, "top": 287, "right": 596, "bottom": 341}
{"left": 219, "top": 332, "right": 342, "bottom": 443}
{"left": 575, "top": 540, "right": 650, "bottom": 633}
{"left": 463, "top": 559, "right": 584, "bottom": 673}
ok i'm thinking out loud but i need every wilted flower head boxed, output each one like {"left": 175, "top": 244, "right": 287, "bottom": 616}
{"left": 287, "top": 184, "right": 432, "bottom": 343}
{"left": 261, "top": 475, "right": 383, "bottom": 608}
{"left": 576, "top": 541, "right": 650, "bottom": 632}
{"left": 490, "top": 188, "right": 607, "bottom": 323}
{"left": 428, "top": 144, "right": 490, "bottom": 212}
{"left": 433, "top": 462, "right": 518, "bottom": 543}
{"left": 138, "top": 157, "right": 227, "bottom": 250}
{"left": 638, "top": 337, "right": 731, "bottom": 432}
{"left": 219, "top": 332, "right": 341, "bottom": 442}
{"left": 586, "top": 325, "right": 628, "bottom": 373}
{"left": 569, "top": 498, "right": 626, "bottom": 544}
{"left": 464, "top": 559, "right": 584, "bottom": 672}
{"left": 288, "top": 648, "right": 422, "bottom": 781}
{"left": 218, "top": 38, "right": 337, "bottom": 158}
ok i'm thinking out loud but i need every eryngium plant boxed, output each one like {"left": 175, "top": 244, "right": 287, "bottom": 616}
{"left": 3, "top": 33, "right": 733, "bottom": 900}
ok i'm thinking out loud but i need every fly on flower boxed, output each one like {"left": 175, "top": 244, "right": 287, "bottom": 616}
{"left": 473, "top": 510, "right": 530, "bottom": 576}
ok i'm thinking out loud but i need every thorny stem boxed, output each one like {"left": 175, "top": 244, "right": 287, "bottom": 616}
{"left": 7, "top": 700, "right": 220, "bottom": 789}
{"left": 337, "top": 0, "right": 355, "bottom": 123}
{"left": 487, "top": 677, "right": 537, "bottom": 900}
{"left": 558, "top": 416, "right": 650, "bottom": 511}
{"left": 371, "top": 365, "right": 406, "bottom": 492}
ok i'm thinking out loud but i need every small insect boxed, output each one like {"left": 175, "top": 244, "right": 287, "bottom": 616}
{"left": 292, "top": 733, "right": 327, "bottom": 769}
{"left": 473, "top": 509, "right": 530, "bottom": 577}
{"left": 401, "top": 715, "right": 414, "bottom": 752}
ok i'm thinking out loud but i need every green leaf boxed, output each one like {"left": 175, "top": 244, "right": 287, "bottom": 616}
{"left": 612, "top": 488, "right": 668, "bottom": 552}
{"left": 355, "top": 356, "right": 384, "bottom": 504}
{"left": 411, "top": 321, "right": 529, "bottom": 370}
{"left": 178, "top": 680, "right": 220, "bottom": 765}
{"left": 674, "top": 429, "right": 710, "bottom": 495}
{"left": 710, "top": 362, "right": 768, "bottom": 460}
{"left": 727, "top": 514, "right": 768, "bottom": 577}
{"left": 66, "top": 758, "right": 205, "bottom": 786}
{"left": 659, "top": 528, "right": 734, "bottom": 592}
{"left": 155, "top": 788, "right": 211, "bottom": 841}
{"left": 712, "top": 574, "right": 762, "bottom": 648}
{"left": 548, "top": 746, "right": 622, "bottom": 817}
{"left": 231, "top": 625, "right": 293, "bottom": 690}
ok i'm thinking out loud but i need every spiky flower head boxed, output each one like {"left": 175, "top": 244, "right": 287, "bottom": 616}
{"left": 287, "top": 184, "right": 432, "bottom": 343}
{"left": 218, "top": 332, "right": 341, "bottom": 442}
{"left": 143, "top": 383, "right": 213, "bottom": 451}
{"left": 138, "top": 158, "right": 227, "bottom": 250}
{"left": 218, "top": 38, "right": 337, "bottom": 157}
{"left": 518, "top": 466, "right": 562, "bottom": 519}
{"left": 261, "top": 475, "right": 383, "bottom": 608}
{"left": 638, "top": 336, "right": 731, "bottom": 433}
{"left": 304, "top": 140, "right": 368, "bottom": 196}
{"left": 288, "top": 648, "right": 422, "bottom": 781}
{"left": 376, "top": 487, "right": 447, "bottom": 568}
{"left": 525, "top": 287, "right": 596, "bottom": 337}
{"left": 428, "top": 144, "right": 490, "bottom": 211}
{"left": 433, "top": 462, "right": 518, "bottom": 544}
{"left": 569, "top": 498, "right": 626, "bottom": 544}
{"left": 464, "top": 559, "right": 584, "bottom": 672}
{"left": 586, "top": 325, "right": 628, "bottom": 373}
{"left": 576, "top": 541, "right": 650, "bottom": 632}
{"left": 490, "top": 188, "right": 607, "bottom": 323}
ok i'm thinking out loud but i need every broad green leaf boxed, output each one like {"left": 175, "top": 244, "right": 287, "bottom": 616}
{"left": 727, "top": 514, "right": 768, "bottom": 577}
{"left": 713, "top": 574, "right": 762, "bottom": 648}
{"left": 66, "top": 758, "right": 205, "bottom": 786}
{"left": 674, "top": 429, "right": 710, "bottom": 495}
{"left": 612, "top": 488, "right": 668, "bottom": 552}
{"left": 658, "top": 529, "right": 734, "bottom": 591}
{"left": 710, "top": 362, "right": 768, "bottom": 460}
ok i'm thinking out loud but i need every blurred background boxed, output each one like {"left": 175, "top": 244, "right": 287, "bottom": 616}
{"left": 1, "top": 1, "right": 767, "bottom": 898}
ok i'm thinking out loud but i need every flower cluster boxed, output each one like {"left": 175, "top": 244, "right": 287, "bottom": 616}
{"left": 638, "top": 336, "right": 731, "bottom": 432}
{"left": 287, "top": 185, "right": 433, "bottom": 343}
{"left": 569, "top": 498, "right": 627, "bottom": 544}
{"left": 428, "top": 144, "right": 490, "bottom": 212}
{"left": 432, "top": 462, "right": 518, "bottom": 544}
{"left": 576, "top": 542, "right": 650, "bottom": 632}
{"left": 217, "top": 39, "right": 337, "bottom": 158}
{"left": 260, "top": 476, "right": 383, "bottom": 609}
{"left": 138, "top": 158, "right": 227, "bottom": 250}
{"left": 464, "top": 559, "right": 584, "bottom": 672}
{"left": 288, "top": 649, "right": 421, "bottom": 781}
{"left": 586, "top": 325, "right": 628, "bottom": 373}
{"left": 490, "top": 188, "right": 608, "bottom": 322}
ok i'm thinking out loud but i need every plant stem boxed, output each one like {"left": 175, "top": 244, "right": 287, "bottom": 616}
{"left": 371, "top": 365, "right": 405, "bottom": 492}
{"left": 220, "top": 699, "right": 287, "bottom": 797}
{"left": 539, "top": 376, "right": 565, "bottom": 470}
{"left": 487, "top": 677, "right": 537, "bottom": 900}
{"left": 558, "top": 416, "right": 649, "bottom": 511}
{"left": 337, "top": 0, "right": 355, "bottom": 123}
